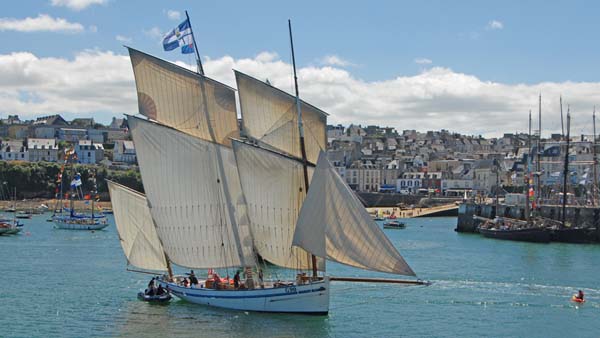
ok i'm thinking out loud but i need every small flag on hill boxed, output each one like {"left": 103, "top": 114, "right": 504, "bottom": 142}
{"left": 163, "top": 19, "right": 195, "bottom": 54}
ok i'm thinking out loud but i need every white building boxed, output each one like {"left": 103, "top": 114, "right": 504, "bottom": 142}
{"left": 0, "top": 141, "right": 28, "bottom": 161}
{"left": 113, "top": 140, "right": 137, "bottom": 164}
{"left": 27, "top": 138, "right": 59, "bottom": 162}
{"left": 75, "top": 140, "right": 104, "bottom": 164}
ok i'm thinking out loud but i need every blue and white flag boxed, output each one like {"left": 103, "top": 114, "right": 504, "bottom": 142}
{"left": 162, "top": 19, "right": 195, "bottom": 54}
{"left": 70, "top": 173, "right": 82, "bottom": 189}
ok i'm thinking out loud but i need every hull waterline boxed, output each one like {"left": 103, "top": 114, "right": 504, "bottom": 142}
{"left": 478, "top": 227, "right": 550, "bottom": 243}
{"left": 160, "top": 277, "right": 330, "bottom": 314}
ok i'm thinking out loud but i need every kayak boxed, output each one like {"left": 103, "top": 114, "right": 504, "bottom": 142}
{"left": 137, "top": 292, "right": 172, "bottom": 303}
{"left": 571, "top": 295, "right": 585, "bottom": 303}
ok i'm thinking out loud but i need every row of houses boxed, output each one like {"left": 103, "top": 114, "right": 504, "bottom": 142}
{"left": 327, "top": 124, "right": 599, "bottom": 197}
{"left": 0, "top": 139, "right": 136, "bottom": 165}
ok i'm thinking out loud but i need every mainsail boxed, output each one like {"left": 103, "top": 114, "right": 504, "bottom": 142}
{"left": 129, "top": 116, "right": 255, "bottom": 269}
{"left": 107, "top": 180, "right": 168, "bottom": 272}
{"left": 128, "top": 47, "right": 239, "bottom": 146}
{"left": 293, "top": 152, "right": 415, "bottom": 276}
{"left": 232, "top": 140, "right": 324, "bottom": 270}
{"left": 235, "top": 71, "right": 327, "bottom": 163}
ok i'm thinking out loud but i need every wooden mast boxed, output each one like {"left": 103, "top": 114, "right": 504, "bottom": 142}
{"left": 561, "top": 110, "right": 571, "bottom": 227}
{"left": 288, "top": 19, "right": 318, "bottom": 279}
{"left": 185, "top": 10, "right": 204, "bottom": 75}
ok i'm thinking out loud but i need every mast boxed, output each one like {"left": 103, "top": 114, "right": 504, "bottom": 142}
{"left": 536, "top": 93, "right": 542, "bottom": 212}
{"left": 288, "top": 19, "right": 317, "bottom": 279}
{"left": 593, "top": 107, "right": 598, "bottom": 206}
{"left": 561, "top": 110, "right": 571, "bottom": 227}
{"left": 185, "top": 10, "right": 204, "bottom": 75}
{"left": 560, "top": 96, "right": 564, "bottom": 139}
{"left": 525, "top": 110, "right": 531, "bottom": 222}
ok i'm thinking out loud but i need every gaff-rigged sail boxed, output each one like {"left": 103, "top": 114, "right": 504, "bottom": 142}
{"left": 129, "top": 116, "right": 255, "bottom": 269}
{"left": 293, "top": 152, "right": 415, "bottom": 276}
{"left": 107, "top": 180, "right": 168, "bottom": 272}
{"left": 235, "top": 71, "right": 327, "bottom": 163}
{"left": 128, "top": 47, "right": 239, "bottom": 146}
{"left": 232, "top": 140, "right": 324, "bottom": 271}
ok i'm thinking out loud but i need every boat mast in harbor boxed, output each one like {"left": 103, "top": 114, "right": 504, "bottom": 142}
{"left": 525, "top": 110, "right": 531, "bottom": 222}
{"left": 561, "top": 110, "right": 571, "bottom": 226}
{"left": 593, "top": 107, "right": 598, "bottom": 206}
{"left": 536, "top": 93, "right": 542, "bottom": 211}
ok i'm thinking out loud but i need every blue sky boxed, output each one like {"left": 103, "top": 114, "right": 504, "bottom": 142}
{"left": 1, "top": 0, "right": 600, "bottom": 136}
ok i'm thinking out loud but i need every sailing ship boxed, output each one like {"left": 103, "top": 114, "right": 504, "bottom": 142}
{"left": 110, "top": 17, "right": 420, "bottom": 314}
{"left": 52, "top": 149, "right": 108, "bottom": 230}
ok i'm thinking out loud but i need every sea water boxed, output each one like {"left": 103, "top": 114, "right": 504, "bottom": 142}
{"left": 1, "top": 215, "right": 599, "bottom": 338}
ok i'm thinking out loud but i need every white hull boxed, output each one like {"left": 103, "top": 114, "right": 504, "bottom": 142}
{"left": 53, "top": 220, "right": 109, "bottom": 230}
{"left": 160, "top": 277, "right": 330, "bottom": 314}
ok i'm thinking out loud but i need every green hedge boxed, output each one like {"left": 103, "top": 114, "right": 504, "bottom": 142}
{"left": 0, "top": 161, "right": 143, "bottom": 200}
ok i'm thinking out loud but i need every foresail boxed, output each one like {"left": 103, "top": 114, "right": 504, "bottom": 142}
{"left": 232, "top": 140, "right": 324, "bottom": 271}
{"left": 129, "top": 116, "right": 255, "bottom": 269}
{"left": 293, "top": 152, "right": 415, "bottom": 276}
{"left": 128, "top": 48, "right": 239, "bottom": 146}
{"left": 107, "top": 180, "right": 167, "bottom": 272}
{"left": 235, "top": 71, "right": 327, "bottom": 163}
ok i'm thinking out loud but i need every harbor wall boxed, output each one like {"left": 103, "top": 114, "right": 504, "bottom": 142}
{"left": 456, "top": 203, "right": 600, "bottom": 233}
{"left": 357, "top": 192, "right": 461, "bottom": 208}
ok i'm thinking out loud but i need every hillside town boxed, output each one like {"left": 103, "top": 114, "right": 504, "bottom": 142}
{"left": 327, "top": 124, "right": 596, "bottom": 202}
{"left": 0, "top": 114, "right": 596, "bottom": 201}
{"left": 0, "top": 114, "right": 135, "bottom": 168}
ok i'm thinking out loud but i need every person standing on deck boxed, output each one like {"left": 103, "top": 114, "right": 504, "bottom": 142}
{"left": 233, "top": 271, "right": 241, "bottom": 289}
{"left": 189, "top": 270, "right": 199, "bottom": 287}
{"left": 258, "top": 269, "right": 264, "bottom": 289}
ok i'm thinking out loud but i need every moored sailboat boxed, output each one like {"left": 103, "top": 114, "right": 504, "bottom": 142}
{"left": 52, "top": 150, "right": 108, "bottom": 230}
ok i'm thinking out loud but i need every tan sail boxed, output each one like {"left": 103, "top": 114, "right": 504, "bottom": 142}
{"left": 128, "top": 47, "right": 239, "bottom": 146}
{"left": 293, "top": 151, "right": 415, "bottom": 276}
{"left": 232, "top": 140, "right": 324, "bottom": 271}
{"left": 129, "top": 116, "right": 255, "bottom": 269}
{"left": 107, "top": 180, "right": 168, "bottom": 272}
{"left": 235, "top": 71, "right": 327, "bottom": 163}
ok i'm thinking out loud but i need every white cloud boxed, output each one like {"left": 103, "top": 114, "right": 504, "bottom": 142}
{"left": 414, "top": 58, "right": 432, "bottom": 65}
{"left": 167, "top": 10, "right": 181, "bottom": 20}
{"left": 115, "top": 35, "right": 131, "bottom": 43}
{"left": 50, "top": 0, "right": 106, "bottom": 11}
{"left": 143, "top": 26, "right": 164, "bottom": 40}
{"left": 0, "top": 49, "right": 597, "bottom": 137}
{"left": 0, "top": 14, "right": 84, "bottom": 33}
{"left": 320, "top": 55, "right": 355, "bottom": 67}
{"left": 487, "top": 20, "right": 504, "bottom": 30}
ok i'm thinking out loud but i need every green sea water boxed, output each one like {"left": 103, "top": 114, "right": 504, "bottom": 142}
{"left": 1, "top": 215, "right": 599, "bottom": 338}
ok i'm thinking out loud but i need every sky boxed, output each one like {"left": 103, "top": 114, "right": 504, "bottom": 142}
{"left": 2, "top": 0, "right": 600, "bottom": 137}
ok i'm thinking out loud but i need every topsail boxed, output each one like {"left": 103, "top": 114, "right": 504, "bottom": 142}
{"left": 235, "top": 71, "right": 327, "bottom": 163}
{"left": 128, "top": 47, "right": 239, "bottom": 146}
{"left": 293, "top": 152, "right": 415, "bottom": 276}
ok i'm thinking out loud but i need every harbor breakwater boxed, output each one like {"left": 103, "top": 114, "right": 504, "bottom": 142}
{"left": 457, "top": 202, "right": 600, "bottom": 236}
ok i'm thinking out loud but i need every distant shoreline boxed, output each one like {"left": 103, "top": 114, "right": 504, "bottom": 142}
{"left": 0, "top": 199, "right": 112, "bottom": 212}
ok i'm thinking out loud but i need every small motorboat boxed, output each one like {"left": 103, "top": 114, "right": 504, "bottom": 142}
{"left": 137, "top": 291, "right": 172, "bottom": 303}
{"left": 383, "top": 221, "right": 406, "bottom": 229}
{"left": 15, "top": 211, "right": 32, "bottom": 219}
